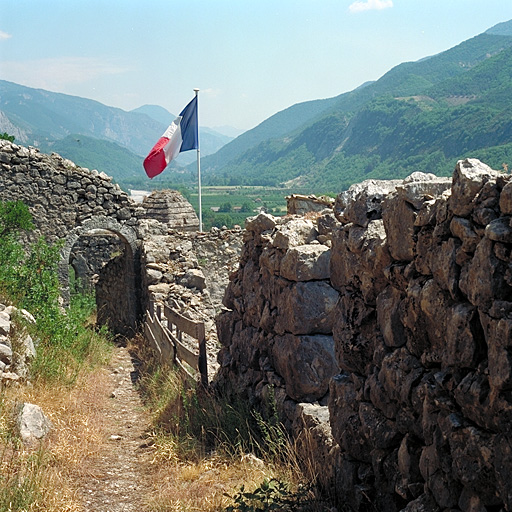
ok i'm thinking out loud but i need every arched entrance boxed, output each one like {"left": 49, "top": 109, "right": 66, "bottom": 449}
{"left": 59, "top": 216, "right": 141, "bottom": 337}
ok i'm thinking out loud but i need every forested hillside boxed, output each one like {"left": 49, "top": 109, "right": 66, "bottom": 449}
{"left": 201, "top": 22, "right": 512, "bottom": 192}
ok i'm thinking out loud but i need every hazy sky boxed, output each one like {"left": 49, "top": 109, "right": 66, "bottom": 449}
{"left": 1, "top": 0, "right": 512, "bottom": 132}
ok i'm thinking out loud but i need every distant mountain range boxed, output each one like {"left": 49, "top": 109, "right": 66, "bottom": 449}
{"left": 2, "top": 19, "right": 512, "bottom": 193}
{"left": 0, "top": 81, "right": 234, "bottom": 183}
{"left": 196, "top": 19, "right": 512, "bottom": 191}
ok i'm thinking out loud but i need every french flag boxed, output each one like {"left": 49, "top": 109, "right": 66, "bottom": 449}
{"left": 143, "top": 96, "right": 198, "bottom": 178}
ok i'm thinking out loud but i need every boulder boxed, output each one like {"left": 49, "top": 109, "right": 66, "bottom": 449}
{"left": 17, "top": 403, "right": 53, "bottom": 445}
{"left": 334, "top": 179, "right": 400, "bottom": 227}
{"left": 274, "top": 281, "right": 339, "bottom": 335}
{"left": 272, "top": 218, "right": 317, "bottom": 249}
{"left": 450, "top": 159, "right": 502, "bottom": 217}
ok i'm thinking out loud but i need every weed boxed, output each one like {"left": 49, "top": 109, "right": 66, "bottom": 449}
{"left": 225, "top": 477, "right": 325, "bottom": 512}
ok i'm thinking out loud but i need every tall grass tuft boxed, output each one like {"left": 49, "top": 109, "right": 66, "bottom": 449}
{"left": 133, "top": 336, "right": 332, "bottom": 511}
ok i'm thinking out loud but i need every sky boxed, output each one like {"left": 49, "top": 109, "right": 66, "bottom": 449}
{"left": 1, "top": 0, "right": 512, "bottom": 133}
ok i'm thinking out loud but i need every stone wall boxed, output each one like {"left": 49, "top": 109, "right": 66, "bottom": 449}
{"left": 139, "top": 220, "right": 243, "bottom": 379}
{"left": 215, "top": 159, "right": 512, "bottom": 511}
{"left": 0, "top": 140, "right": 137, "bottom": 243}
{"left": 0, "top": 141, "right": 202, "bottom": 335}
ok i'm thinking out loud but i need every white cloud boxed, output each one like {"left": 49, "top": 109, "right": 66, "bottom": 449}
{"left": 348, "top": 0, "right": 393, "bottom": 13}
{"left": 0, "top": 30, "right": 12, "bottom": 40}
{"left": 0, "top": 57, "right": 130, "bottom": 89}
{"left": 202, "top": 88, "right": 221, "bottom": 98}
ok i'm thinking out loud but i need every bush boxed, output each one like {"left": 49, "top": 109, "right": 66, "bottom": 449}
{"left": 0, "top": 132, "right": 15, "bottom": 142}
{"left": 0, "top": 200, "right": 111, "bottom": 385}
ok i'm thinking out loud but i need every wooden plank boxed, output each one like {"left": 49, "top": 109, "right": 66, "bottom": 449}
{"left": 176, "top": 359, "right": 197, "bottom": 387}
{"left": 154, "top": 314, "right": 174, "bottom": 363}
{"left": 174, "top": 338, "right": 199, "bottom": 370}
{"left": 167, "top": 328, "right": 199, "bottom": 369}
{"left": 164, "top": 304, "right": 203, "bottom": 339}
{"left": 144, "top": 316, "right": 162, "bottom": 359}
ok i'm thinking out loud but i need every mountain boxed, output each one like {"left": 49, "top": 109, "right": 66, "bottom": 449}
{"left": 40, "top": 135, "right": 144, "bottom": 182}
{"left": 199, "top": 96, "right": 339, "bottom": 173}
{"left": 202, "top": 20, "right": 512, "bottom": 191}
{"left": 0, "top": 82, "right": 233, "bottom": 178}
{"left": 130, "top": 104, "right": 175, "bottom": 126}
{"left": 0, "top": 80, "right": 164, "bottom": 157}
{"left": 130, "top": 104, "right": 234, "bottom": 164}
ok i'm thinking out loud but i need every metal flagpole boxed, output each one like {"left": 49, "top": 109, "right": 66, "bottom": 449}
{"left": 194, "top": 88, "right": 202, "bottom": 232}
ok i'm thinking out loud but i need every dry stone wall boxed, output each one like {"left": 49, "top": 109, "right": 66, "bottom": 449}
{"left": 0, "top": 141, "right": 202, "bottom": 335}
{"left": 0, "top": 140, "right": 137, "bottom": 243}
{"left": 215, "top": 159, "right": 512, "bottom": 512}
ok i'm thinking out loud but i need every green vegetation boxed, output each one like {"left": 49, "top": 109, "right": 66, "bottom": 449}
{"left": 188, "top": 185, "right": 299, "bottom": 229}
{"left": 40, "top": 134, "right": 144, "bottom": 182}
{"left": 197, "top": 25, "right": 512, "bottom": 194}
{"left": 0, "top": 132, "right": 15, "bottom": 142}
{"left": 0, "top": 199, "right": 112, "bottom": 511}
{"left": 226, "top": 478, "right": 319, "bottom": 512}
{"left": 0, "top": 200, "right": 111, "bottom": 385}
{"left": 136, "top": 352, "right": 330, "bottom": 511}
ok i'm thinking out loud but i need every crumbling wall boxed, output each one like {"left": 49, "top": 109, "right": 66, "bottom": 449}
{"left": 215, "top": 159, "right": 512, "bottom": 511}
{"left": 0, "top": 140, "right": 138, "bottom": 243}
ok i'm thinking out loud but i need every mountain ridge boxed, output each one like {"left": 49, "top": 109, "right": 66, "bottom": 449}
{"left": 200, "top": 20, "right": 512, "bottom": 191}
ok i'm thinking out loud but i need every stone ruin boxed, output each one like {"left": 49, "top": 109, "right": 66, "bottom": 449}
{"left": 215, "top": 159, "right": 512, "bottom": 511}
{"left": 139, "top": 189, "right": 199, "bottom": 232}
{"left": 4, "top": 138, "right": 512, "bottom": 511}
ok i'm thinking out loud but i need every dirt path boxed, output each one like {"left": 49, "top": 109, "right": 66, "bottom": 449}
{"left": 78, "top": 345, "right": 154, "bottom": 512}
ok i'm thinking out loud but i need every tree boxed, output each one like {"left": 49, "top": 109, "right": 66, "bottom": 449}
{"left": 219, "top": 202, "right": 233, "bottom": 213}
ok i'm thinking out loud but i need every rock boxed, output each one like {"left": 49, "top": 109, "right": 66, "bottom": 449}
{"left": 334, "top": 179, "right": 400, "bottom": 227}
{"left": 146, "top": 268, "right": 163, "bottom": 285}
{"left": 499, "top": 180, "right": 512, "bottom": 214}
{"left": 0, "top": 343, "right": 12, "bottom": 365}
{"left": 274, "top": 281, "right": 339, "bottom": 336}
{"left": 485, "top": 217, "right": 512, "bottom": 243}
{"left": 330, "top": 220, "right": 391, "bottom": 305}
{"left": 450, "top": 159, "right": 502, "bottom": 217}
{"left": 245, "top": 212, "right": 276, "bottom": 234}
{"left": 398, "top": 173, "right": 452, "bottom": 210}
{"left": 0, "top": 312, "right": 10, "bottom": 336}
{"left": 286, "top": 194, "right": 334, "bottom": 215}
{"left": 280, "top": 244, "right": 330, "bottom": 281}
{"left": 17, "top": 403, "right": 53, "bottom": 445}
{"left": 382, "top": 191, "right": 417, "bottom": 261}
{"left": 450, "top": 217, "right": 480, "bottom": 253}
{"left": 271, "top": 334, "right": 338, "bottom": 401}
{"left": 272, "top": 218, "right": 317, "bottom": 249}
{"left": 460, "top": 238, "right": 510, "bottom": 311}
{"left": 180, "top": 268, "right": 206, "bottom": 290}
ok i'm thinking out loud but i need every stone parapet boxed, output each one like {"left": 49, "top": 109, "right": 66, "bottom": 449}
{"left": 215, "top": 159, "right": 512, "bottom": 511}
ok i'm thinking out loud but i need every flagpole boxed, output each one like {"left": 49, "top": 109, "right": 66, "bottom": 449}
{"left": 194, "top": 88, "right": 202, "bottom": 232}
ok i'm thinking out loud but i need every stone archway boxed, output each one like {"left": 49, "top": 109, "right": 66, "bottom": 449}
{"left": 59, "top": 216, "right": 141, "bottom": 336}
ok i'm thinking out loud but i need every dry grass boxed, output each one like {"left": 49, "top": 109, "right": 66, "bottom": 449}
{"left": 146, "top": 455, "right": 272, "bottom": 512}
{"left": 0, "top": 364, "right": 112, "bottom": 511}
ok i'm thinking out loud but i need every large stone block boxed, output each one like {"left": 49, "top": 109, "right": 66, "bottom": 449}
{"left": 329, "top": 373, "right": 371, "bottom": 462}
{"left": 271, "top": 334, "right": 338, "bottom": 402}
{"left": 332, "top": 293, "right": 378, "bottom": 374}
{"left": 460, "top": 237, "right": 511, "bottom": 311}
{"left": 450, "top": 159, "right": 502, "bottom": 217}
{"left": 330, "top": 220, "right": 391, "bottom": 304}
{"left": 279, "top": 244, "right": 330, "bottom": 281}
{"left": 334, "top": 179, "right": 400, "bottom": 227}
{"left": 272, "top": 218, "right": 317, "bottom": 250}
{"left": 382, "top": 192, "right": 417, "bottom": 262}
{"left": 376, "top": 286, "right": 407, "bottom": 349}
{"left": 274, "top": 280, "right": 339, "bottom": 335}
